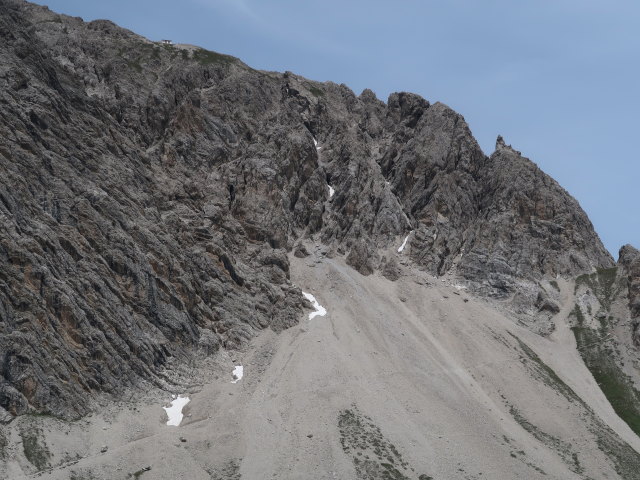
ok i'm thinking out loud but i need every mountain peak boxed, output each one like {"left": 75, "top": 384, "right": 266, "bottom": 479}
{"left": 619, "top": 243, "right": 640, "bottom": 264}
{"left": 2, "top": 3, "right": 640, "bottom": 479}
{"left": 495, "top": 134, "right": 521, "bottom": 155}
{"left": 0, "top": 0, "right": 622, "bottom": 431}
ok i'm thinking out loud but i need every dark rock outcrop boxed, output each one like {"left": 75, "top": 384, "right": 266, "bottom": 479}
{"left": 618, "top": 245, "right": 640, "bottom": 344}
{"left": 381, "top": 256, "right": 401, "bottom": 282}
{"left": 293, "top": 243, "right": 310, "bottom": 258}
{"left": 385, "top": 127, "right": 613, "bottom": 296}
{"left": 535, "top": 290, "right": 560, "bottom": 315}
{"left": 0, "top": 0, "right": 614, "bottom": 417}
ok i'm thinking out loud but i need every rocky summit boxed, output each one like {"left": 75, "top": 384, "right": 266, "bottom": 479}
{"left": 1, "top": 1, "right": 640, "bottom": 479}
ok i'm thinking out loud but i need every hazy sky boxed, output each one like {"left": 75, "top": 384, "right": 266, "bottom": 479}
{"left": 35, "top": 0, "right": 639, "bottom": 257}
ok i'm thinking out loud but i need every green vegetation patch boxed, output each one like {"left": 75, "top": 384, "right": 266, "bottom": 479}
{"left": 508, "top": 405, "right": 583, "bottom": 475}
{"left": 509, "top": 332, "right": 581, "bottom": 404}
{"left": 549, "top": 280, "right": 560, "bottom": 291}
{"left": 571, "top": 304, "right": 586, "bottom": 326}
{"left": 562, "top": 304, "right": 640, "bottom": 477}
{"left": 309, "top": 85, "right": 325, "bottom": 97}
{"left": 116, "top": 41, "right": 165, "bottom": 72}
{"left": 193, "top": 48, "right": 237, "bottom": 65}
{"left": 574, "top": 267, "right": 620, "bottom": 310}
{"left": 593, "top": 423, "right": 640, "bottom": 479}
{"left": 338, "top": 406, "right": 429, "bottom": 480}
{"left": 571, "top": 322, "right": 640, "bottom": 437}
{"left": 208, "top": 460, "right": 241, "bottom": 480}
{"left": 126, "top": 60, "right": 143, "bottom": 73}
{"left": 70, "top": 471, "right": 97, "bottom": 480}
{"left": 157, "top": 43, "right": 183, "bottom": 60}
{"left": 507, "top": 330, "right": 640, "bottom": 477}
{"left": 0, "top": 429, "right": 7, "bottom": 459}
{"left": 20, "top": 425, "right": 50, "bottom": 471}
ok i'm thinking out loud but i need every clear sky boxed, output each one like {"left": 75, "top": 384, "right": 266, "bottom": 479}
{"left": 34, "top": 0, "right": 639, "bottom": 258}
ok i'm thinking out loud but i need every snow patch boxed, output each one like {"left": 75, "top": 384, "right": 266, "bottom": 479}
{"left": 313, "top": 138, "right": 321, "bottom": 150}
{"left": 302, "top": 291, "right": 327, "bottom": 320}
{"left": 398, "top": 231, "right": 413, "bottom": 253}
{"left": 454, "top": 285, "right": 467, "bottom": 291}
{"left": 328, "top": 185, "right": 335, "bottom": 198}
{"left": 163, "top": 395, "right": 190, "bottom": 426}
{"left": 231, "top": 365, "right": 244, "bottom": 384}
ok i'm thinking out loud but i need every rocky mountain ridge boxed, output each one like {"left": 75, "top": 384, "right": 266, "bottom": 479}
{"left": 0, "top": 0, "right": 631, "bottom": 422}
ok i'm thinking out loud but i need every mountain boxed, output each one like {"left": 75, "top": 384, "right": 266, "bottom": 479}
{"left": 1, "top": 1, "right": 639, "bottom": 479}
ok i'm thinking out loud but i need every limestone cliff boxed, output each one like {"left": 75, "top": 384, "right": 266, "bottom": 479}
{"left": 0, "top": 0, "right": 616, "bottom": 419}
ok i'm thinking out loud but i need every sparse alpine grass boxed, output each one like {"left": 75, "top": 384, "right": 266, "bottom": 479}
{"left": 338, "top": 406, "right": 430, "bottom": 480}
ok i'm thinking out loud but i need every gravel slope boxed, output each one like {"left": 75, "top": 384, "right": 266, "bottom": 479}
{"left": 3, "top": 250, "right": 640, "bottom": 479}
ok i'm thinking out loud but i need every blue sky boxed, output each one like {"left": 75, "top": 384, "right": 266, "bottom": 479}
{"left": 36, "top": 0, "right": 639, "bottom": 257}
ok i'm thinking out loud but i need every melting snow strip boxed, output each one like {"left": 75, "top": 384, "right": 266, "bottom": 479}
{"left": 231, "top": 365, "right": 244, "bottom": 384}
{"left": 302, "top": 291, "right": 327, "bottom": 320}
{"left": 328, "top": 185, "right": 335, "bottom": 198}
{"left": 398, "top": 231, "right": 413, "bottom": 253}
{"left": 313, "top": 138, "right": 321, "bottom": 150}
{"left": 163, "top": 395, "right": 190, "bottom": 426}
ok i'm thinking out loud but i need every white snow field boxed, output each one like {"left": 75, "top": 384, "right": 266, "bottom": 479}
{"left": 398, "top": 231, "right": 412, "bottom": 252}
{"left": 301, "top": 291, "right": 327, "bottom": 319}
{"left": 231, "top": 365, "right": 244, "bottom": 384}
{"left": 163, "top": 395, "right": 190, "bottom": 426}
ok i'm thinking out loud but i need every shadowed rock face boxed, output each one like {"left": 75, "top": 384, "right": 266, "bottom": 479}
{"left": 618, "top": 245, "right": 640, "bottom": 343}
{"left": 0, "top": 0, "right": 613, "bottom": 418}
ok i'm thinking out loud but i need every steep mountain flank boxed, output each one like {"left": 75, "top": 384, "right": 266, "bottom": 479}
{"left": 0, "top": 0, "right": 615, "bottom": 421}
{"left": 620, "top": 244, "right": 640, "bottom": 341}
{"left": 564, "top": 246, "right": 640, "bottom": 443}
{"left": 4, "top": 257, "right": 640, "bottom": 480}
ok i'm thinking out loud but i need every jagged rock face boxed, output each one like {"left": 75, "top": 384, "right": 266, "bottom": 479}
{"left": 383, "top": 117, "right": 613, "bottom": 295}
{"left": 457, "top": 137, "right": 614, "bottom": 295}
{"left": 618, "top": 245, "right": 640, "bottom": 343}
{"left": 0, "top": 0, "right": 613, "bottom": 418}
{"left": 0, "top": 1, "right": 309, "bottom": 419}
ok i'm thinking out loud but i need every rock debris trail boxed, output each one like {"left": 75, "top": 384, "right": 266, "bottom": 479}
{"left": 235, "top": 256, "right": 640, "bottom": 479}
{"left": 18, "top": 255, "right": 640, "bottom": 480}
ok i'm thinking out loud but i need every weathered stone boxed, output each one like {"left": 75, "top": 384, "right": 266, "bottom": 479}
{"left": 346, "top": 241, "right": 378, "bottom": 276}
{"left": 381, "top": 256, "right": 401, "bottom": 282}
{"left": 535, "top": 291, "right": 561, "bottom": 314}
{"left": 0, "top": 0, "right": 618, "bottom": 418}
{"left": 293, "top": 243, "right": 310, "bottom": 258}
